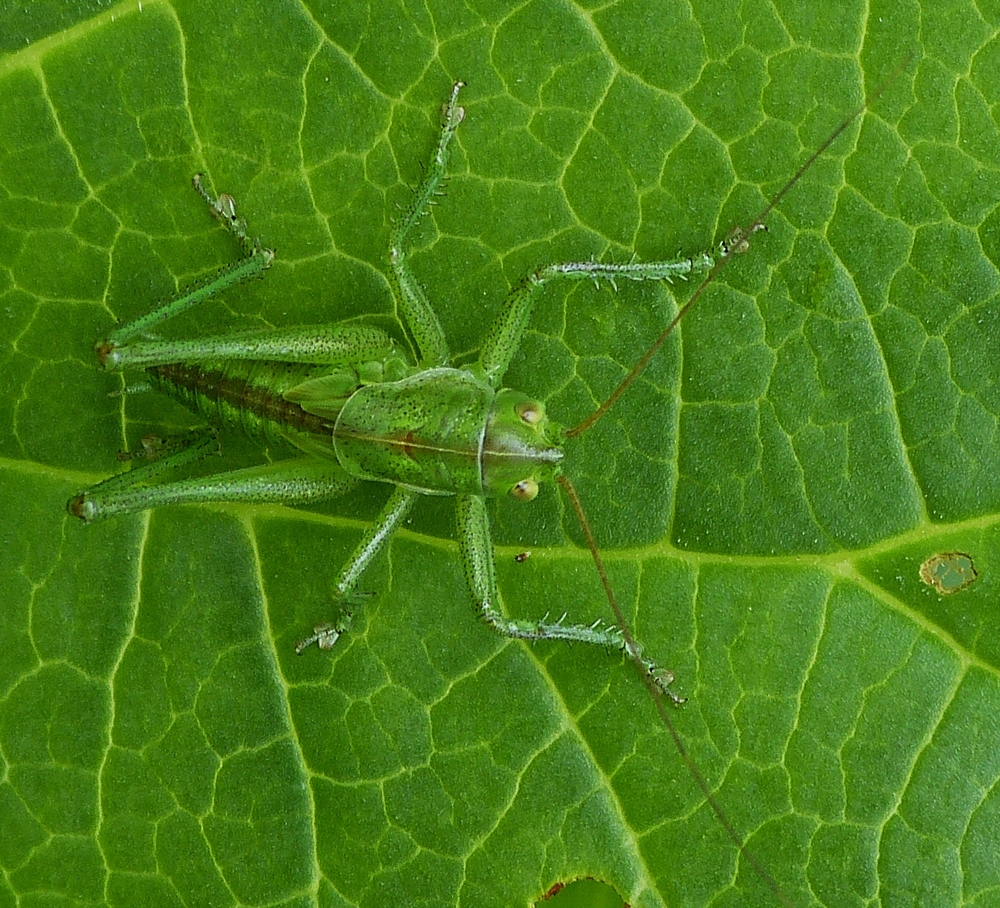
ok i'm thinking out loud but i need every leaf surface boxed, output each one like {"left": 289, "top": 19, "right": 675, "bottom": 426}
{"left": 2, "top": 2, "right": 999, "bottom": 906}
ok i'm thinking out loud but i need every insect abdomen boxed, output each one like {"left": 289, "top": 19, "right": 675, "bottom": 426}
{"left": 334, "top": 367, "right": 493, "bottom": 495}
{"left": 147, "top": 361, "right": 349, "bottom": 454}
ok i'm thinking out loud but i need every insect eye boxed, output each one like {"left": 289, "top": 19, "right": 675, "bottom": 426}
{"left": 510, "top": 479, "right": 539, "bottom": 501}
{"left": 516, "top": 401, "right": 543, "bottom": 425}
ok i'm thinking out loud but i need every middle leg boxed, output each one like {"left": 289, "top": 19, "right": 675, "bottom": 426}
{"left": 455, "top": 493, "right": 682, "bottom": 701}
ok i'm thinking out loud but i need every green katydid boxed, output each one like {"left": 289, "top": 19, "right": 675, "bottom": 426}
{"left": 68, "top": 69, "right": 905, "bottom": 684}
{"left": 68, "top": 73, "right": 907, "bottom": 904}
{"left": 69, "top": 81, "right": 713, "bottom": 701}
{"left": 68, "top": 72, "right": 897, "bottom": 646}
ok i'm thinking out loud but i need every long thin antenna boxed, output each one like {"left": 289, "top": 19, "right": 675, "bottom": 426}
{"left": 565, "top": 53, "right": 914, "bottom": 440}
{"left": 558, "top": 56, "right": 916, "bottom": 905}
{"left": 557, "top": 474, "right": 796, "bottom": 908}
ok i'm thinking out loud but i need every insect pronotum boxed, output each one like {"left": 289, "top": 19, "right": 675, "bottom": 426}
{"left": 70, "top": 66, "right": 909, "bottom": 905}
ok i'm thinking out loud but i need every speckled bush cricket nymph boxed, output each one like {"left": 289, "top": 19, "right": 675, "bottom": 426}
{"left": 69, "top": 81, "right": 710, "bottom": 700}
{"left": 69, "top": 74, "right": 907, "bottom": 905}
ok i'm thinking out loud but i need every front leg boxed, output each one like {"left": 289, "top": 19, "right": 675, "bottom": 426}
{"left": 478, "top": 254, "right": 714, "bottom": 388}
{"left": 388, "top": 82, "right": 465, "bottom": 368}
{"left": 455, "top": 494, "right": 683, "bottom": 702}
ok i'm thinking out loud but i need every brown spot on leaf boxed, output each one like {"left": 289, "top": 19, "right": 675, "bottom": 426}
{"left": 920, "top": 551, "right": 978, "bottom": 595}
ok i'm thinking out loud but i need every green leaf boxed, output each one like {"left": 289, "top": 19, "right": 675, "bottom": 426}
{"left": 2, "top": 2, "right": 999, "bottom": 906}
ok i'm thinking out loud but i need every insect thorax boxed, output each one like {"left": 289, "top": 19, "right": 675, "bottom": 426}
{"left": 333, "top": 369, "right": 563, "bottom": 497}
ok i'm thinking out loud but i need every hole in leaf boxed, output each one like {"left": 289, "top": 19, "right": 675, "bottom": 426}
{"left": 536, "top": 878, "right": 626, "bottom": 908}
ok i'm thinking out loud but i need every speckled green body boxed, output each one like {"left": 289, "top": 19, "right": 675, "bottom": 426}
{"left": 335, "top": 368, "right": 493, "bottom": 495}
{"left": 71, "top": 83, "right": 695, "bottom": 697}
{"left": 149, "top": 359, "right": 563, "bottom": 498}
{"left": 336, "top": 370, "right": 564, "bottom": 496}
{"left": 147, "top": 359, "right": 345, "bottom": 455}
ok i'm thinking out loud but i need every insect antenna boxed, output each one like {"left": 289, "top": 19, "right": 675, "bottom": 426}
{"left": 558, "top": 55, "right": 915, "bottom": 906}
{"left": 556, "top": 474, "right": 796, "bottom": 908}
{"left": 565, "top": 52, "right": 914, "bottom": 440}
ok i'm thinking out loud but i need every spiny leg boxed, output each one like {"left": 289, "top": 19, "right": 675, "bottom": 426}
{"left": 191, "top": 173, "right": 260, "bottom": 253}
{"left": 100, "top": 322, "right": 397, "bottom": 371}
{"left": 388, "top": 81, "right": 466, "bottom": 368}
{"left": 69, "top": 429, "right": 220, "bottom": 521}
{"left": 296, "top": 486, "right": 419, "bottom": 653}
{"left": 99, "top": 175, "right": 274, "bottom": 360}
{"left": 455, "top": 493, "right": 682, "bottom": 702}
{"left": 478, "top": 253, "right": 715, "bottom": 388}
{"left": 98, "top": 175, "right": 397, "bottom": 372}
{"left": 67, "top": 442, "right": 403, "bottom": 655}
{"left": 69, "top": 454, "right": 357, "bottom": 523}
